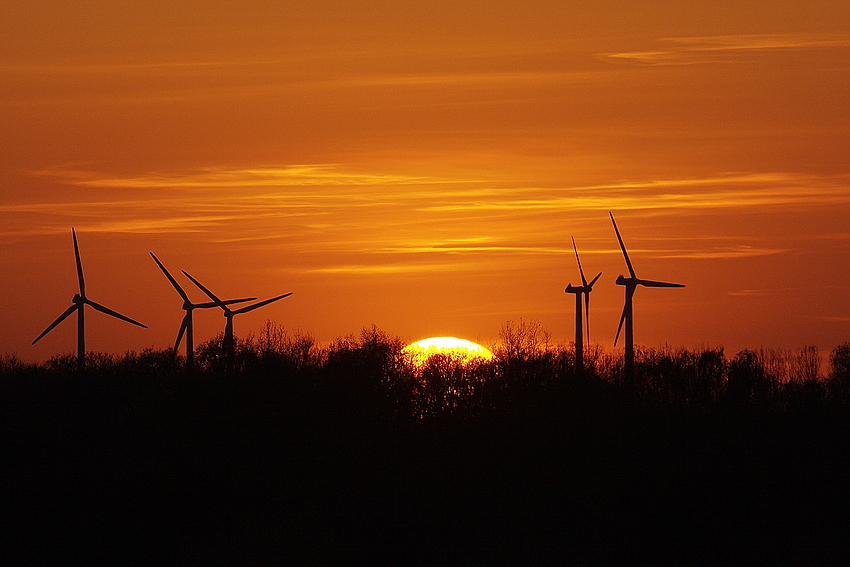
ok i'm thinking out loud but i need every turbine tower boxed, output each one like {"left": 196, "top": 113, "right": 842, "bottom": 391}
{"left": 182, "top": 270, "right": 292, "bottom": 370}
{"left": 609, "top": 212, "right": 684, "bottom": 381}
{"left": 564, "top": 237, "right": 601, "bottom": 372}
{"left": 32, "top": 228, "right": 147, "bottom": 373}
{"left": 150, "top": 252, "right": 255, "bottom": 372}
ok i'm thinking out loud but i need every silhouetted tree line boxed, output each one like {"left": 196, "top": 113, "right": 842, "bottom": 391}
{"left": 3, "top": 324, "right": 849, "bottom": 565}
{"left": 3, "top": 321, "right": 850, "bottom": 427}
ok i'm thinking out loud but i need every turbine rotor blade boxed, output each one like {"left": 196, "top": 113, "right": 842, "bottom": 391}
{"left": 150, "top": 252, "right": 190, "bottom": 302}
{"left": 609, "top": 212, "right": 637, "bottom": 279}
{"left": 174, "top": 315, "right": 189, "bottom": 354}
{"left": 194, "top": 297, "right": 257, "bottom": 309}
{"left": 32, "top": 304, "right": 78, "bottom": 344}
{"left": 638, "top": 278, "right": 686, "bottom": 288}
{"left": 614, "top": 304, "right": 627, "bottom": 347}
{"left": 572, "top": 236, "right": 588, "bottom": 287}
{"left": 223, "top": 297, "right": 257, "bottom": 305}
{"left": 72, "top": 228, "right": 86, "bottom": 297}
{"left": 588, "top": 271, "right": 602, "bottom": 289}
{"left": 232, "top": 292, "right": 292, "bottom": 315}
{"left": 182, "top": 271, "right": 226, "bottom": 308}
{"left": 85, "top": 299, "right": 147, "bottom": 328}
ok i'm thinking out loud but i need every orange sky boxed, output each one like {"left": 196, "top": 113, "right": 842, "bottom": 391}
{"left": 2, "top": 1, "right": 849, "bottom": 362}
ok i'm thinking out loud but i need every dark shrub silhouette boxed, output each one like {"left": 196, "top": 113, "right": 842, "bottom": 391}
{"left": 491, "top": 319, "right": 559, "bottom": 419}
{"left": 322, "top": 325, "right": 414, "bottom": 423}
{"left": 726, "top": 348, "right": 771, "bottom": 409}
{"left": 828, "top": 342, "right": 850, "bottom": 404}
{"left": 413, "top": 352, "right": 497, "bottom": 422}
{"left": 830, "top": 342, "right": 850, "bottom": 383}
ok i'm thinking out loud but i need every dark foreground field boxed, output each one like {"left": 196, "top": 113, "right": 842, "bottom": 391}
{"left": 4, "top": 331, "right": 850, "bottom": 565}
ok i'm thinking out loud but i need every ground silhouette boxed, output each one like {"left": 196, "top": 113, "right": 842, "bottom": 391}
{"left": 3, "top": 324, "right": 849, "bottom": 565}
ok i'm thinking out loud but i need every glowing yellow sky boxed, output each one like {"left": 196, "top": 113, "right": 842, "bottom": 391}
{"left": 2, "top": 1, "right": 848, "bottom": 361}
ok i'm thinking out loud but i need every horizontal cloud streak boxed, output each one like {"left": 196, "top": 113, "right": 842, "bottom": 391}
{"left": 304, "top": 262, "right": 472, "bottom": 275}
{"left": 27, "top": 167, "right": 850, "bottom": 211}
{"left": 35, "top": 164, "right": 448, "bottom": 188}
{"left": 658, "top": 247, "right": 788, "bottom": 259}
{"left": 419, "top": 173, "right": 850, "bottom": 213}
{"left": 728, "top": 289, "right": 799, "bottom": 297}
{"left": 4, "top": 165, "right": 845, "bottom": 277}
{"left": 604, "top": 33, "right": 850, "bottom": 65}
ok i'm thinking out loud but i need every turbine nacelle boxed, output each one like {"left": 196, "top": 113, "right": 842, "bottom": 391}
{"left": 565, "top": 277, "right": 601, "bottom": 294}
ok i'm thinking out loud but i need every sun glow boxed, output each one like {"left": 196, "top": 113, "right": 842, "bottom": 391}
{"left": 404, "top": 336, "right": 494, "bottom": 366}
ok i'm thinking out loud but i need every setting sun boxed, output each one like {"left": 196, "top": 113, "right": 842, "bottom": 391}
{"left": 404, "top": 336, "right": 494, "bottom": 365}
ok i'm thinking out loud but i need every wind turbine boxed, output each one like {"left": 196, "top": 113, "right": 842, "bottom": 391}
{"left": 149, "top": 252, "right": 255, "bottom": 372}
{"left": 181, "top": 270, "right": 292, "bottom": 369}
{"left": 609, "top": 212, "right": 685, "bottom": 381}
{"left": 32, "top": 228, "right": 147, "bottom": 373}
{"left": 564, "top": 237, "right": 601, "bottom": 372}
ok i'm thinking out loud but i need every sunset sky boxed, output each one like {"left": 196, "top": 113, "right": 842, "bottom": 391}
{"left": 2, "top": 1, "right": 848, "bottom": 363}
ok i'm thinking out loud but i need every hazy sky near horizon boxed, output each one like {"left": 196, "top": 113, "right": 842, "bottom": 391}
{"left": 2, "top": 1, "right": 849, "bottom": 361}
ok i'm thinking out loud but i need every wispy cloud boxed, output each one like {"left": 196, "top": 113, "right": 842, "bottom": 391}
{"left": 659, "top": 246, "right": 789, "bottom": 259}
{"left": 304, "top": 262, "right": 471, "bottom": 275}
{"left": 728, "top": 288, "right": 799, "bottom": 297}
{"left": 7, "top": 165, "right": 848, "bottom": 274}
{"left": 371, "top": 236, "right": 567, "bottom": 256}
{"left": 370, "top": 242, "right": 789, "bottom": 261}
{"left": 8, "top": 164, "right": 478, "bottom": 235}
{"left": 603, "top": 33, "right": 850, "bottom": 66}
{"left": 1, "top": 57, "right": 600, "bottom": 108}
{"left": 419, "top": 173, "right": 850, "bottom": 213}
{"left": 31, "top": 166, "right": 850, "bottom": 210}
{"left": 35, "top": 164, "right": 447, "bottom": 189}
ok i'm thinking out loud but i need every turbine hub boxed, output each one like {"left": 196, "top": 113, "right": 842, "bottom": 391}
{"left": 73, "top": 294, "right": 84, "bottom": 304}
